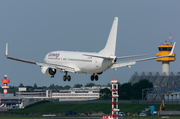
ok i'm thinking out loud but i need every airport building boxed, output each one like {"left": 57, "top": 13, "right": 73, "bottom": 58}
{"left": 14, "top": 86, "right": 110, "bottom": 104}
{"left": 0, "top": 84, "right": 110, "bottom": 108}
{"left": 52, "top": 87, "right": 101, "bottom": 101}
{"left": 16, "top": 86, "right": 104, "bottom": 101}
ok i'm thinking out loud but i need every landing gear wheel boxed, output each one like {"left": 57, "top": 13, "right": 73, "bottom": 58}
{"left": 91, "top": 75, "right": 94, "bottom": 81}
{"left": 67, "top": 75, "right": 71, "bottom": 81}
{"left": 63, "top": 75, "right": 67, "bottom": 81}
{"left": 95, "top": 75, "right": 98, "bottom": 81}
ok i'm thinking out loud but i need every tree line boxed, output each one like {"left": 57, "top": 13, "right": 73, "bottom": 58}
{"left": 0, "top": 80, "right": 153, "bottom": 99}
{"left": 0, "top": 82, "right": 105, "bottom": 96}
{"left": 100, "top": 79, "right": 153, "bottom": 100}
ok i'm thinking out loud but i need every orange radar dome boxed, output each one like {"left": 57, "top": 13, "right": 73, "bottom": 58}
{"left": 156, "top": 41, "right": 175, "bottom": 62}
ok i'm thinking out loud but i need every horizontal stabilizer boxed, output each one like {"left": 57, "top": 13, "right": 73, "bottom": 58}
{"left": 83, "top": 54, "right": 116, "bottom": 59}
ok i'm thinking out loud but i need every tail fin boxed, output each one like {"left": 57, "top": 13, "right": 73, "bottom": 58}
{"left": 99, "top": 17, "right": 118, "bottom": 56}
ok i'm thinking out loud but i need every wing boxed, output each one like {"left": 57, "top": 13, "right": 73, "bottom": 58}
{"left": 112, "top": 42, "right": 176, "bottom": 69}
{"left": 116, "top": 54, "right": 151, "bottom": 59}
{"left": 83, "top": 53, "right": 151, "bottom": 60}
{"left": 5, "top": 43, "right": 76, "bottom": 73}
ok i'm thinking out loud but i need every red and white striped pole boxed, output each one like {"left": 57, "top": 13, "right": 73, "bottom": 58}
{"left": 111, "top": 79, "right": 119, "bottom": 119}
{"left": 111, "top": 79, "right": 114, "bottom": 119}
{"left": 116, "top": 79, "right": 118, "bottom": 119}
{"left": 102, "top": 79, "right": 119, "bottom": 119}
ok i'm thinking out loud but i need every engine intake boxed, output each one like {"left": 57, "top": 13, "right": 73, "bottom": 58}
{"left": 41, "top": 66, "right": 56, "bottom": 76}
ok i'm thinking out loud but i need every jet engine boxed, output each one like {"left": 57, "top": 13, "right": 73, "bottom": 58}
{"left": 41, "top": 66, "right": 56, "bottom": 76}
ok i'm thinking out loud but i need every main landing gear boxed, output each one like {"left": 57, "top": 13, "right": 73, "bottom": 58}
{"left": 63, "top": 71, "right": 71, "bottom": 81}
{"left": 91, "top": 75, "right": 98, "bottom": 81}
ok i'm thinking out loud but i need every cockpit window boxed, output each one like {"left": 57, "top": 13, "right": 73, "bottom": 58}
{"left": 167, "top": 47, "right": 172, "bottom": 51}
{"left": 158, "top": 47, "right": 172, "bottom": 51}
{"left": 158, "top": 47, "right": 162, "bottom": 51}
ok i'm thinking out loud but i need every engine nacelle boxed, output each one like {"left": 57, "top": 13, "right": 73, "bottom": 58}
{"left": 41, "top": 66, "right": 56, "bottom": 76}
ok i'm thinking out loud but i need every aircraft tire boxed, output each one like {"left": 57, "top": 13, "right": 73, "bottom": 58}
{"left": 95, "top": 75, "right": 98, "bottom": 81}
{"left": 67, "top": 75, "right": 71, "bottom": 81}
{"left": 91, "top": 75, "right": 94, "bottom": 81}
{"left": 63, "top": 75, "right": 67, "bottom": 81}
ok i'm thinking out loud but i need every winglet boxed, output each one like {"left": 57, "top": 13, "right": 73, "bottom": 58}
{"left": 168, "top": 42, "right": 176, "bottom": 56}
{"left": 5, "top": 43, "right": 8, "bottom": 57}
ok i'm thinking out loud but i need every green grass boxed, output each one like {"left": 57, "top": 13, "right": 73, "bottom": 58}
{"left": 0, "top": 117, "right": 44, "bottom": 119}
{"left": 3, "top": 100, "right": 180, "bottom": 115}
{"left": 0, "top": 116, "right": 180, "bottom": 119}
{"left": 7, "top": 101, "right": 112, "bottom": 114}
{"left": 124, "top": 116, "right": 180, "bottom": 119}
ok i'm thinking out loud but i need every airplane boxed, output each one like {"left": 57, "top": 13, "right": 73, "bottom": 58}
{"left": 5, "top": 17, "right": 176, "bottom": 81}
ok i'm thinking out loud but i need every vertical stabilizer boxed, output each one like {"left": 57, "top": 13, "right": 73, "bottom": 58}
{"left": 99, "top": 17, "right": 118, "bottom": 56}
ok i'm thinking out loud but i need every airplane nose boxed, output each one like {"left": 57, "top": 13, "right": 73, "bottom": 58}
{"left": 44, "top": 56, "right": 47, "bottom": 63}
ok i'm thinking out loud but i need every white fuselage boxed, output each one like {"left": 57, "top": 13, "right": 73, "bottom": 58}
{"left": 44, "top": 51, "right": 113, "bottom": 75}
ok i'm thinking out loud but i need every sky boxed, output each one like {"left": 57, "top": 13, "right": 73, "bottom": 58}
{"left": 0, "top": 0, "right": 180, "bottom": 87}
